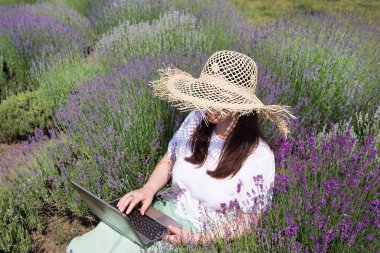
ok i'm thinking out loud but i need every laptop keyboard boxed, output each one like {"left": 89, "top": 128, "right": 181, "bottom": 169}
{"left": 109, "top": 200, "right": 169, "bottom": 240}
{"left": 127, "top": 208, "right": 169, "bottom": 240}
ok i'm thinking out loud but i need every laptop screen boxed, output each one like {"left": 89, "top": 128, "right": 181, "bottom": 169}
{"left": 70, "top": 181, "right": 143, "bottom": 246}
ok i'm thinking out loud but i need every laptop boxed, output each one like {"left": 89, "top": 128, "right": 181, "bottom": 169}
{"left": 70, "top": 180, "right": 183, "bottom": 248}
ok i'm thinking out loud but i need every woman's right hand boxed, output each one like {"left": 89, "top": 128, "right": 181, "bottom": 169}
{"left": 117, "top": 185, "right": 156, "bottom": 216}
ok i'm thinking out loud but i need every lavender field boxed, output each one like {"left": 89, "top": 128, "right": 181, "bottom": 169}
{"left": 0, "top": 0, "right": 379, "bottom": 252}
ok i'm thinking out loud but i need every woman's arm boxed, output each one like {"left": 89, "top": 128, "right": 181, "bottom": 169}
{"left": 164, "top": 208, "right": 262, "bottom": 246}
{"left": 143, "top": 152, "right": 173, "bottom": 195}
{"left": 118, "top": 153, "right": 173, "bottom": 214}
{"left": 201, "top": 209, "right": 262, "bottom": 244}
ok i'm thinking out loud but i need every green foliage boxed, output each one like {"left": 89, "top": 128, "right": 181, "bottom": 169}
{"left": 0, "top": 157, "right": 60, "bottom": 252}
{"left": 0, "top": 0, "right": 37, "bottom": 3}
{"left": 231, "top": 0, "right": 380, "bottom": 27}
{"left": 92, "top": 0, "right": 169, "bottom": 36}
{"left": 0, "top": 90, "right": 54, "bottom": 142}
{"left": 253, "top": 12, "right": 380, "bottom": 135}
{"left": 0, "top": 187, "right": 33, "bottom": 253}
{"left": 0, "top": 56, "right": 105, "bottom": 142}
{"left": 34, "top": 55, "right": 105, "bottom": 108}
{"left": 61, "top": 0, "right": 96, "bottom": 17}
{"left": 30, "top": 2, "right": 94, "bottom": 41}
{"left": 91, "top": 0, "right": 233, "bottom": 38}
{"left": 95, "top": 10, "right": 225, "bottom": 67}
{"left": 0, "top": 3, "right": 92, "bottom": 102}
{"left": 0, "top": 36, "right": 35, "bottom": 102}
{"left": 327, "top": 108, "right": 380, "bottom": 149}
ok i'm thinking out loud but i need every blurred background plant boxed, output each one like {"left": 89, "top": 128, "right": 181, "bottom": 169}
{"left": 231, "top": 0, "right": 380, "bottom": 27}
{"left": 0, "top": 4, "right": 91, "bottom": 100}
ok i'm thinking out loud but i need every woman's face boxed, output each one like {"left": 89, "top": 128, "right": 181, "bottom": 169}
{"left": 205, "top": 112, "right": 224, "bottom": 124}
{"left": 205, "top": 109, "right": 236, "bottom": 124}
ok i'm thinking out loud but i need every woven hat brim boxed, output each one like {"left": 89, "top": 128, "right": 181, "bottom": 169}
{"left": 149, "top": 66, "right": 297, "bottom": 137}
{"left": 150, "top": 67, "right": 265, "bottom": 115}
{"left": 169, "top": 76, "right": 265, "bottom": 112}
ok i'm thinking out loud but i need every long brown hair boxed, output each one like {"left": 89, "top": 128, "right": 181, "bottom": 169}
{"left": 184, "top": 112, "right": 268, "bottom": 179}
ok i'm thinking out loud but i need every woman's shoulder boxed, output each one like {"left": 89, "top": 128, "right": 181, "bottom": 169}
{"left": 172, "top": 110, "right": 203, "bottom": 139}
{"left": 180, "top": 110, "right": 203, "bottom": 128}
{"left": 237, "top": 138, "right": 275, "bottom": 177}
{"left": 242, "top": 138, "right": 275, "bottom": 169}
{"left": 247, "top": 137, "right": 275, "bottom": 162}
{"left": 187, "top": 110, "right": 203, "bottom": 121}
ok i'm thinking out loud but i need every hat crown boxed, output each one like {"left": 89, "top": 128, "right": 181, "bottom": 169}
{"left": 200, "top": 50, "right": 258, "bottom": 92}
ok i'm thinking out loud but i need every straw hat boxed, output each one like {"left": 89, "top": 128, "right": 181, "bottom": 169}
{"left": 149, "top": 50, "right": 296, "bottom": 137}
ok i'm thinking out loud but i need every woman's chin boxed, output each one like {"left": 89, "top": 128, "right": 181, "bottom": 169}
{"left": 206, "top": 118, "right": 220, "bottom": 124}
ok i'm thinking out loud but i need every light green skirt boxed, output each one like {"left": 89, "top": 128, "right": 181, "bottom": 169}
{"left": 66, "top": 198, "right": 200, "bottom": 253}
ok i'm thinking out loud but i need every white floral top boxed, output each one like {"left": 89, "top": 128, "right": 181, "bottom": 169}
{"left": 167, "top": 110, "right": 275, "bottom": 232}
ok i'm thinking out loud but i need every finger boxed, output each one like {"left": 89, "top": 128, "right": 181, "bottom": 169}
{"left": 118, "top": 195, "right": 134, "bottom": 213}
{"left": 117, "top": 192, "right": 132, "bottom": 208}
{"left": 168, "top": 225, "right": 182, "bottom": 235}
{"left": 126, "top": 198, "right": 141, "bottom": 215}
{"left": 140, "top": 199, "right": 150, "bottom": 215}
{"left": 173, "top": 235, "right": 183, "bottom": 245}
{"left": 162, "top": 235, "right": 171, "bottom": 241}
{"left": 117, "top": 192, "right": 134, "bottom": 206}
{"left": 165, "top": 235, "right": 181, "bottom": 245}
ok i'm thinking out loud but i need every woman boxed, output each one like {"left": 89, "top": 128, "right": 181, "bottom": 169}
{"left": 66, "top": 50, "right": 295, "bottom": 252}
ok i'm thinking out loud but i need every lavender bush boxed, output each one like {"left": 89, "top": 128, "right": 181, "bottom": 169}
{"left": 0, "top": 52, "right": 207, "bottom": 252}
{"left": 90, "top": 0, "right": 168, "bottom": 34}
{"left": 8, "top": 52, "right": 206, "bottom": 214}
{"left": 31, "top": 56, "right": 105, "bottom": 109}
{"left": 252, "top": 123, "right": 379, "bottom": 252}
{"left": 93, "top": 0, "right": 255, "bottom": 69}
{"left": 88, "top": 0, "right": 197, "bottom": 29}
{"left": 0, "top": 0, "right": 252, "bottom": 139}
{"left": 0, "top": 188, "right": 32, "bottom": 253}
{"left": 61, "top": 0, "right": 96, "bottom": 17}
{"left": 27, "top": 3, "right": 91, "bottom": 36}
{"left": 0, "top": 128, "right": 55, "bottom": 253}
{"left": 95, "top": 10, "right": 212, "bottom": 66}
{"left": 251, "top": 11, "right": 380, "bottom": 137}
{"left": 5, "top": 120, "right": 378, "bottom": 252}
{"left": 0, "top": 0, "right": 36, "bottom": 3}
{"left": 0, "top": 55, "right": 104, "bottom": 142}
{"left": 90, "top": 0, "right": 253, "bottom": 50}
{"left": 0, "top": 3, "right": 90, "bottom": 100}
{"left": 314, "top": 107, "right": 380, "bottom": 151}
{"left": 0, "top": 0, "right": 379, "bottom": 252}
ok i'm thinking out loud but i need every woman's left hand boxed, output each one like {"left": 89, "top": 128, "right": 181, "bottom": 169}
{"left": 163, "top": 225, "right": 204, "bottom": 246}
